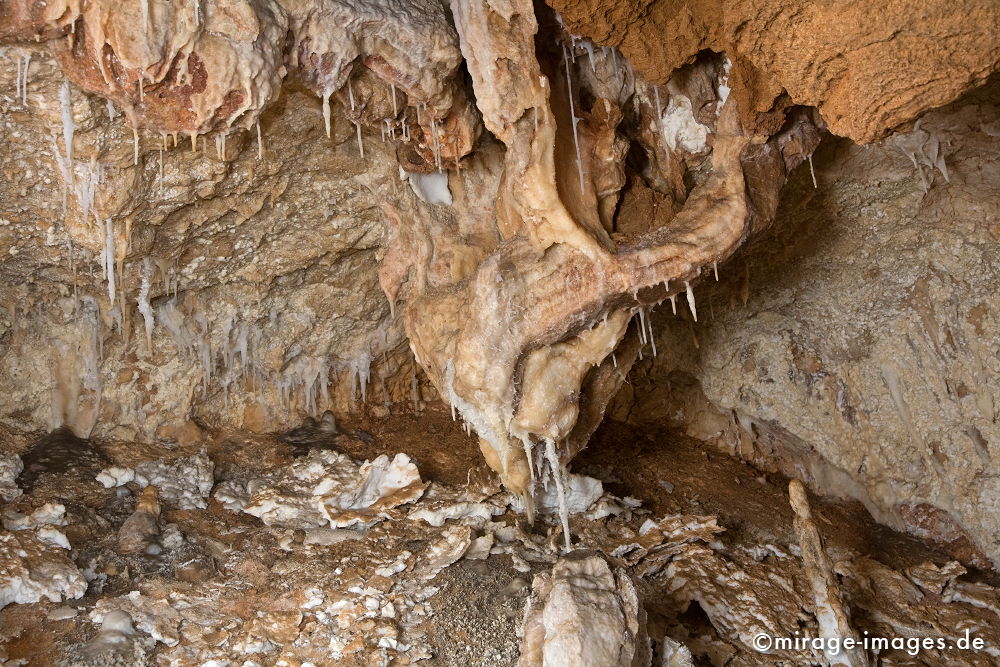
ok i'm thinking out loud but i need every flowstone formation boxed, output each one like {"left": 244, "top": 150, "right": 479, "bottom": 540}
{"left": 382, "top": 0, "right": 821, "bottom": 534}
{"left": 1, "top": 0, "right": 998, "bottom": 550}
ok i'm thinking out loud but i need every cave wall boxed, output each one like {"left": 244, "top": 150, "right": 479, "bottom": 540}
{"left": 0, "top": 49, "right": 423, "bottom": 443}
{"left": 0, "top": 0, "right": 997, "bottom": 566}
{"left": 614, "top": 81, "right": 1000, "bottom": 567}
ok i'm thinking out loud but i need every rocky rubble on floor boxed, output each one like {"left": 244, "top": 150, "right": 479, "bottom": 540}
{"left": 0, "top": 429, "right": 999, "bottom": 665}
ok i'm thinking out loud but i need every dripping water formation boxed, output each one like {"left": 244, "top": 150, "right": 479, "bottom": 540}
{"left": 0, "top": 0, "right": 998, "bottom": 664}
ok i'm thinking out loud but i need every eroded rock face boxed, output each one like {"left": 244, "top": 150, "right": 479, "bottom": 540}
{"left": 616, "top": 83, "right": 1000, "bottom": 566}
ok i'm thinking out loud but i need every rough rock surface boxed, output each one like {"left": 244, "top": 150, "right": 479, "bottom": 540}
{"left": 0, "top": 50, "right": 416, "bottom": 442}
{"left": 550, "top": 0, "right": 1000, "bottom": 142}
{"left": 0, "top": 528, "right": 85, "bottom": 610}
{"left": 3, "top": 420, "right": 1000, "bottom": 664}
{"left": 519, "top": 552, "right": 649, "bottom": 667}
{"left": 616, "top": 82, "right": 1000, "bottom": 567}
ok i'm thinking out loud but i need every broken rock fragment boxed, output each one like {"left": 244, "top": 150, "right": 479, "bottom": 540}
{"left": 519, "top": 552, "right": 649, "bottom": 667}
{"left": 0, "top": 529, "right": 85, "bottom": 610}
{"left": 0, "top": 453, "right": 22, "bottom": 502}
{"left": 117, "top": 485, "right": 162, "bottom": 555}
{"left": 216, "top": 449, "right": 426, "bottom": 529}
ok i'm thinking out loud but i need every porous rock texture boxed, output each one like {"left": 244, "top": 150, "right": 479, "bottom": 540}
{"left": 550, "top": 0, "right": 1000, "bottom": 142}
{"left": 616, "top": 82, "right": 1000, "bottom": 567}
{"left": 0, "top": 0, "right": 998, "bottom": 563}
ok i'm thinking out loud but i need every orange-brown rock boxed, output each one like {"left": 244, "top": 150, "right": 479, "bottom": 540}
{"left": 549, "top": 0, "right": 1000, "bottom": 142}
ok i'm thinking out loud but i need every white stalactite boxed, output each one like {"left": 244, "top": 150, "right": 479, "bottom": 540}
{"left": 563, "top": 45, "right": 586, "bottom": 195}
{"left": 137, "top": 259, "right": 155, "bottom": 351}
{"left": 322, "top": 88, "right": 332, "bottom": 138}
{"left": 60, "top": 81, "right": 75, "bottom": 170}
{"left": 104, "top": 219, "right": 116, "bottom": 307}
{"left": 544, "top": 438, "right": 572, "bottom": 552}
{"left": 685, "top": 281, "right": 697, "bottom": 321}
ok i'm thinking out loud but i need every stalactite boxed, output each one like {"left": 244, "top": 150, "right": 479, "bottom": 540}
{"left": 562, "top": 45, "right": 585, "bottom": 194}
{"left": 322, "top": 89, "right": 332, "bottom": 138}
{"left": 685, "top": 281, "right": 697, "bottom": 322}
{"left": 59, "top": 81, "right": 75, "bottom": 175}
{"left": 104, "top": 219, "right": 116, "bottom": 307}
{"left": 544, "top": 438, "right": 571, "bottom": 552}
{"left": 15, "top": 53, "right": 31, "bottom": 106}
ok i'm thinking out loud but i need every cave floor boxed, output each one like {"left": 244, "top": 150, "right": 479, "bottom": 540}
{"left": 1, "top": 407, "right": 998, "bottom": 665}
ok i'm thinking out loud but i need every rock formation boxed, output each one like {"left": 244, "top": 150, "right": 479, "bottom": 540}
{"left": 1, "top": 0, "right": 998, "bottom": 568}
{"left": 616, "top": 81, "right": 1000, "bottom": 567}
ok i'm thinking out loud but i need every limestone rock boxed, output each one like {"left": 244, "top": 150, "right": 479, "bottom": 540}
{"left": 0, "top": 453, "right": 22, "bottom": 502}
{"left": 117, "top": 485, "right": 161, "bottom": 555}
{"left": 216, "top": 448, "right": 426, "bottom": 529}
{"left": 0, "top": 529, "right": 86, "bottom": 609}
{"left": 618, "top": 83, "right": 1000, "bottom": 566}
{"left": 549, "top": 0, "right": 1000, "bottom": 142}
{"left": 134, "top": 450, "right": 213, "bottom": 510}
{"left": 519, "top": 552, "right": 649, "bottom": 667}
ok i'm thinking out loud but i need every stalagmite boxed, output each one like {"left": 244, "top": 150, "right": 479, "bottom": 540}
{"left": 685, "top": 281, "right": 697, "bottom": 322}
{"left": 789, "top": 480, "right": 869, "bottom": 667}
{"left": 132, "top": 128, "right": 139, "bottom": 166}
{"left": 519, "top": 554, "right": 648, "bottom": 667}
